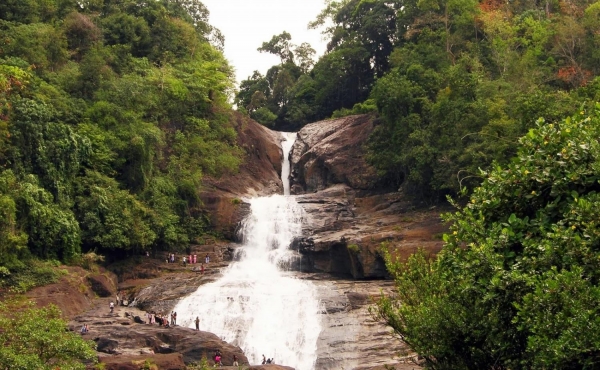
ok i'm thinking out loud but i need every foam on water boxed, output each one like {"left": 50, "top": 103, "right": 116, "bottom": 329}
{"left": 174, "top": 133, "right": 321, "bottom": 369}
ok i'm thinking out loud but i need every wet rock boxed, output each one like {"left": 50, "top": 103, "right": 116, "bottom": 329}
{"left": 313, "top": 279, "right": 416, "bottom": 370}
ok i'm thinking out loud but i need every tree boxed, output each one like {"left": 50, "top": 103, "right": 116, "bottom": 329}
{"left": 0, "top": 301, "right": 96, "bottom": 370}
{"left": 294, "top": 42, "right": 316, "bottom": 73}
{"left": 374, "top": 107, "right": 600, "bottom": 369}
{"left": 257, "top": 31, "right": 294, "bottom": 64}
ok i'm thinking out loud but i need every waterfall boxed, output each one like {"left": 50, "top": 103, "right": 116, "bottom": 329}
{"left": 174, "top": 132, "right": 321, "bottom": 369}
{"left": 281, "top": 132, "right": 296, "bottom": 196}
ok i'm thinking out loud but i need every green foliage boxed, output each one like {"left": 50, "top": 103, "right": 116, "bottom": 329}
{"left": 0, "top": 301, "right": 96, "bottom": 369}
{"left": 374, "top": 109, "right": 600, "bottom": 369}
{"left": 0, "top": 260, "right": 66, "bottom": 294}
{"left": 0, "top": 0, "right": 241, "bottom": 268}
{"left": 331, "top": 99, "right": 377, "bottom": 118}
{"left": 347, "top": 243, "right": 360, "bottom": 253}
{"left": 187, "top": 356, "right": 211, "bottom": 370}
{"left": 72, "top": 251, "right": 105, "bottom": 271}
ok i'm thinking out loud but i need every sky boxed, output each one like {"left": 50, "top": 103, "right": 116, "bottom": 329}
{"left": 200, "top": 0, "right": 329, "bottom": 85}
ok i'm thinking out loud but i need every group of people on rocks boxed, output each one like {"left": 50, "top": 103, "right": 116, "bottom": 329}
{"left": 143, "top": 311, "right": 177, "bottom": 327}
{"left": 108, "top": 291, "right": 129, "bottom": 315}
{"left": 106, "top": 298, "right": 261, "bottom": 368}
{"left": 261, "top": 354, "right": 275, "bottom": 364}
{"left": 167, "top": 253, "right": 210, "bottom": 267}
{"left": 115, "top": 291, "right": 127, "bottom": 306}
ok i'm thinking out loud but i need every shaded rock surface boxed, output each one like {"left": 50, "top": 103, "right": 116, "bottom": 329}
{"left": 99, "top": 353, "right": 185, "bottom": 370}
{"left": 200, "top": 113, "right": 284, "bottom": 240}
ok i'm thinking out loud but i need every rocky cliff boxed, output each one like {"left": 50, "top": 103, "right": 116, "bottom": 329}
{"left": 288, "top": 115, "right": 448, "bottom": 278}
{"left": 199, "top": 112, "right": 284, "bottom": 240}
{"left": 199, "top": 113, "right": 448, "bottom": 278}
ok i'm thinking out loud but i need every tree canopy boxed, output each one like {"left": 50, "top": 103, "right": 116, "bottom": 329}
{"left": 0, "top": 0, "right": 241, "bottom": 276}
{"left": 374, "top": 107, "right": 600, "bottom": 369}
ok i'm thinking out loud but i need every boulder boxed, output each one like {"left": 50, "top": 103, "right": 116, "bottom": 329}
{"left": 96, "top": 338, "right": 119, "bottom": 354}
{"left": 290, "top": 114, "right": 379, "bottom": 193}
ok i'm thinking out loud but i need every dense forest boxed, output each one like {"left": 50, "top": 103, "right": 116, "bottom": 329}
{"left": 237, "top": 0, "right": 600, "bottom": 198}
{"left": 0, "top": 0, "right": 243, "bottom": 281}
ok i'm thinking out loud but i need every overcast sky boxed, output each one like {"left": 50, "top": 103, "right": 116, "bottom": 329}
{"left": 201, "top": 0, "right": 329, "bottom": 85}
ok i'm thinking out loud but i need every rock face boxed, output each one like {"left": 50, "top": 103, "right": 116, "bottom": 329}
{"left": 290, "top": 115, "right": 379, "bottom": 194}
{"left": 200, "top": 112, "right": 284, "bottom": 240}
{"left": 313, "top": 277, "right": 421, "bottom": 370}
{"left": 289, "top": 115, "right": 448, "bottom": 278}
{"left": 26, "top": 266, "right": 115, "bottom": 318}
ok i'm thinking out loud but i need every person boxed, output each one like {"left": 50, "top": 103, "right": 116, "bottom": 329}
{"left": 200, "top": 263, "right": 205, "bottom": 274}
{"left": 80, "top": 324, "right": 88, "bottom": 334}
{"left": 205, "top": 254, "right": 210, "bottom": 264}
{"left": 232, "top": 355, "right": 238, "bottom": 366}
{"left": 109, "top": 301, "right": 114, "bottom": 314}
{"left": 214, "top": 350, "right": 222, "bottom": 367}
{"left": 262, "top": 354, "right": 266, "bottom": 365}
{"left": 183, "top": 256, "right": 187, "bottom": 267}
{"left": 116, "top": 292, "right": 120, "bottom": 306}
{"left": 195, "top": 316, "right": 200, "bottom": 331}
{"left": 173, "top": 311, "right": 177, "bottom": 326}
{"left": 267, "top": 358, "right": 272, "bottom": 364}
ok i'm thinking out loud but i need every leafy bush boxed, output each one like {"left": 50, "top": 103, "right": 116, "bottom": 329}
{"left": 0, "top": 301, "right": 96, "bottom": 369}
{"left": 1, "top": 260, "right": 66, "bottom": 294}
{"left": 374, "top": 107, "right": 600, "bottom": 369}
{"left": 71, "top": 251, "right": 105, "bottom": 271}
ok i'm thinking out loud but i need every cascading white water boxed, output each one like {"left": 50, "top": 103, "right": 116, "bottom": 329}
{"left": 281, "top": 132, "right": 296, "bottom": 196}
{"left": 174, "top": 133, "right": 321, "bottom": 369}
